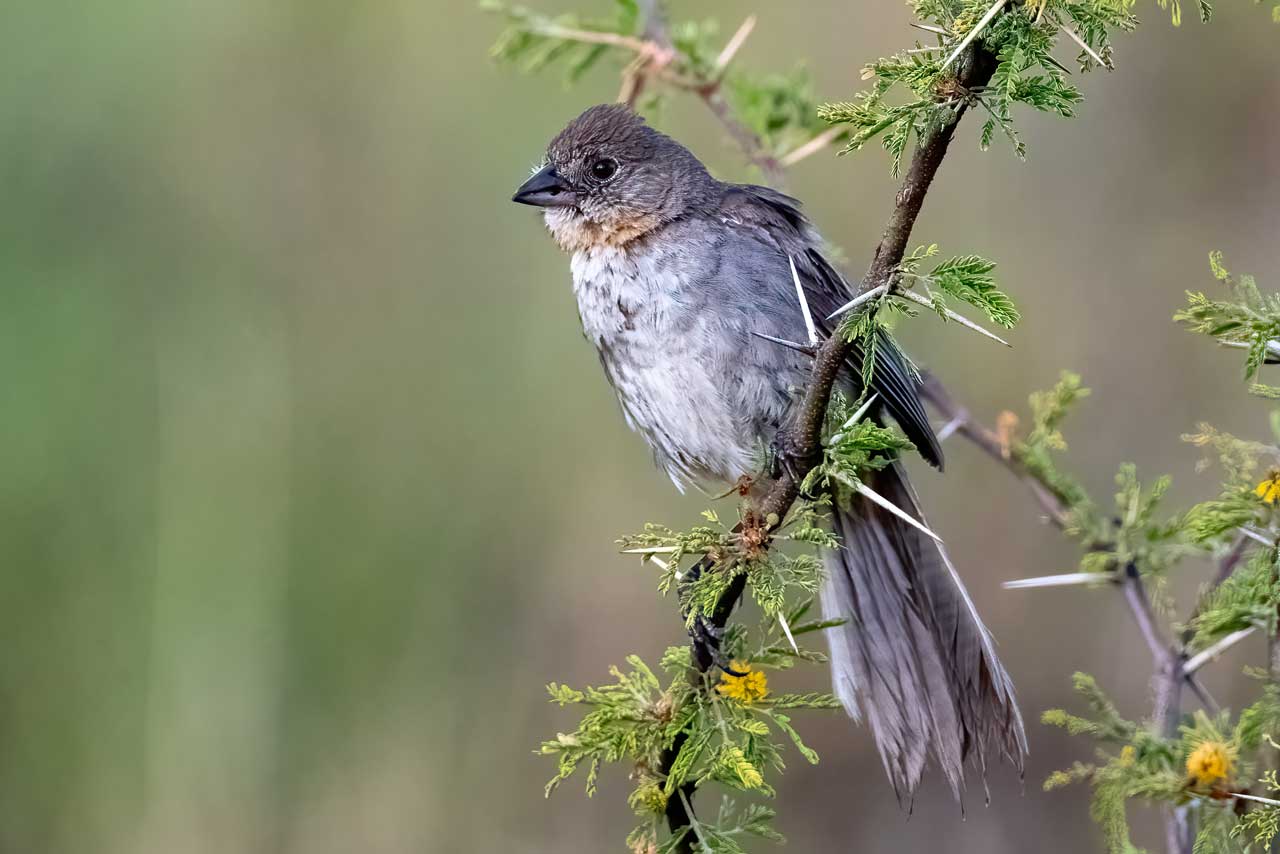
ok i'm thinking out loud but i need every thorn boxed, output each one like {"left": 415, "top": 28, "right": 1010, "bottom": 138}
{"left": 898, "top": 289, "right": 1012, "bottom": 347}
{"left": 1003, "top": 572, "right": 1108, "bottom": 590}
{"left": 1186, "top": 673, "right": 1219, "bottom": 712}
{"left": 843, "top": 392, "right": 880, "bottom": 429}
{"left": 855, "top": 481, "right": 943, "bottom": 543}
{"left": 1221, "top": 339, "right": 1280, "bottom": 359}
{"left": 935, "top": 414, "right": 966, "bottom": 442}
{"left": 826, "top": 283, "right": 888, "bottom": 320}
{"left": 1183, "top": 626, "right": 1256, "bottom": 675}
{"left": 941, "top": 0, "right": 1008, "bottom": 72}
{"left": 647, "top": 555, "right": 671, "bottom": 572}
{"left": 1041, "top": 52, "right": 1073, "bottom": 75}
{"left": 621, "top": 545, "right": 679, "bottom": 554}
{"left": 1231, "top": 792, "right": 1280, "bottom": 809}
{"left": 779, "top": 126, "right": 845, "bottom": 168}
{"left": 750, "top": 330, "right": 817, "bottom": 356}
{"left": 714, "top": 15, "right": 756, "bottom": 75}
{"left": 1239, "top": 526, "right": 1275, "bottom": 547}
{"left": 777, "top": 612, "right": 799, "bottom": 653}
{"left": 909, "top": 22, "right": 950, "bottom": 35}
{"left": 1059, "top": 23, "right": 1109, "bottom": 70}
{"left": 789, "top": 255, "right": 819, "bottom": 345}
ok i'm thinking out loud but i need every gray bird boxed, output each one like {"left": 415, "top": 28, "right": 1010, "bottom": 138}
{"left": 513, "top": 103, "right": 1026, "bottom": 799}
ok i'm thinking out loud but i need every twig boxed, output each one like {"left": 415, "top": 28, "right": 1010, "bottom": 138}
{"left": 918, "top": 375, "right": 1073, "bottom": 528}
{"left": 699, "top": 88, "right": 786, "bottom": 186}
{"left": 527, "top": 23, "right": 651, "bottom": 52}
{"left": 918, "top": 377, "right": 1250, "bottom": 854}
{"left": 654, "top": 34, "right": 1001, "bottom": 850}
{"left": 1121, "top": 561, "right": 1171, "bottom": 662}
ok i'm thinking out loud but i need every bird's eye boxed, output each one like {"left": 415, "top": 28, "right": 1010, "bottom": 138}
{"left": 590, "top": 158, "right": 618, "bottom": 182}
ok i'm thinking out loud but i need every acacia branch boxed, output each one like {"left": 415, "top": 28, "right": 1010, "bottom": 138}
{"left": 658, "top": 43, "right": 1002, "bottom": 850}
{"left": 918, "top": 379, "right": 1253, "bottom": 854}
{"left": 633, "top": 2, "right": 784, "bottom": 187}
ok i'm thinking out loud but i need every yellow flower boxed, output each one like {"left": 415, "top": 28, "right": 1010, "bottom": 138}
{"left": 1186, "top": 740, "right": 1235, "bottom": 787}
{"left": 716, "top": 661, "right": 768, "bottom": 704}
{"left": 1256, "top": 471, "right": 1280, "bottom": 504}
{"left": 1119, "top": 745, "right": 1136, "bottom": 766}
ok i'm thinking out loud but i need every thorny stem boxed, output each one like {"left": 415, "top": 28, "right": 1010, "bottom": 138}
{"left": 614, "top": 6, "right": 1234, "bottom": 852}
{"left": 918, "top": 375, "right": 1261, "bottom": 854}
{"left": 532, "top": 6, "right": 1265, "bottom": 852}
{"left": 634, "top": 1, "right": 785, "bottom": 187}
{"left": 655, "top": 36, "right": 1003, "bottom": 850}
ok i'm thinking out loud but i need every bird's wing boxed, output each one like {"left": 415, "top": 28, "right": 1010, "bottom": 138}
{"left": 716, "top": 184, "right": 943, "bottom": 469}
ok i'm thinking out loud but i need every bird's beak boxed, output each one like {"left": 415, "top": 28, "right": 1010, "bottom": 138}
{"left": 512, "top": 164, "right": 576, "bottom": 208}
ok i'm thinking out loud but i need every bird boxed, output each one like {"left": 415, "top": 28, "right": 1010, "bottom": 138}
{"left": 511, "top": 103, "right": 1026, "bottom": 800}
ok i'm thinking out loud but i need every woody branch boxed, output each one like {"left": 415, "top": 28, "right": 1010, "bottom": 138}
{"left": 655, "top": 37, "right": 1003, "bottom": 851}
{"left": 919, "top": 375, "right": 1261, "bottom": 854}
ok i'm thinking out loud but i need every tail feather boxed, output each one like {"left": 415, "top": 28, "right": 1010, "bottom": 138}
{"left": 821, "top": 463, "right": 1026, "bottom": 801}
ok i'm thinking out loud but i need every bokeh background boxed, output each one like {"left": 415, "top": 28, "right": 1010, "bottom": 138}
{"left": 3, "top": 1, "right": 1278, "bottom": 852}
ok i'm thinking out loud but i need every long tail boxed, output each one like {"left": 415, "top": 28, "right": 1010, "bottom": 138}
{"left": 821, "top": 463, "right": 1027, "bottom": 801}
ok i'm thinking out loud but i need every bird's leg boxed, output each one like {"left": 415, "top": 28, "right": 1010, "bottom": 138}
{"left": 767, "top": 429, "right": 808, "bottom": 484}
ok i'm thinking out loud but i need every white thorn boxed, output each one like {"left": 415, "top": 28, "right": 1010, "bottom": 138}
{"left": 1239, "top": 526, "right": 1275, "bottom": 547}
{"left": 647, "top": 555, "right": 671, "bottom": 572}
{"left": 826, "top": 283, "right": 888, "bottom": 320}
{"left": 855, "top": 481, "right": 943, "bottom": 543}
{"left": 909, "top": 22, "right": 950, "bottom": 35}
{"left": 898, "top": 289, "right": 1012, "bottom": 347}
{"left": 621, "top": 545, "right": 679, "bottom": 554}
{"left": 777, "top": 612, "right": 799, "bottom": 653}
{"left": 1230, "top": 792, "right": 1280, "bottom": 809}
{"left": 1059, "top": 23, "right": 1108, "bottom": 69}
{"left": 935, "top": 414, "right": 965, "bottom": 442}
{"left": 940, "top": 0, "right": 1007, "bottom": 72}
{"left": 1183, "top": 626, "right": 1256, "bottom": 675}
{"left": 1003, "top": 572, "right": 1108, "bottom": 590}
{"left": 789, "top": 255, "right": 819, "bottom": 346}
{"left": 779, "top": 125, "right": 845, "bottom": 168}
{"left": 842, "top": 393, "right": 880, "bottom": 430}
{"left": 1219, "top": 340, "right": 1280, "bottom": 359}
{"left": 714, "top": 15, "right": 756, "bottom": 74}
{"left": 750, "top": 330, "right": 815, "bottom": 355}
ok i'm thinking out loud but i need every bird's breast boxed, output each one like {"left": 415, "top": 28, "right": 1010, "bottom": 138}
{"left": 568, "top": 244, "right": 760, "bottom": 488}
{"left": 569, "top": 245, "right": 676, "bottom": 347}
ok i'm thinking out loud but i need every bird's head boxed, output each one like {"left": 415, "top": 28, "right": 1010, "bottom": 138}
{"left": 512, "top": 104, "right": 714, "bottom": 252}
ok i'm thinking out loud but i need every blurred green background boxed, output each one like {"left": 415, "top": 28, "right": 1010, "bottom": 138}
{"left": 2, "top": 1, "right": 1277, "bottom": 851}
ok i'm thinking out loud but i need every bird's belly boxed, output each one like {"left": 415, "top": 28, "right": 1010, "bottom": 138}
{"left": 571, "top": 249, "right": 766, "bottom": 489}
{"left": 604, "top": 345, "right": 759, "bottom": 489}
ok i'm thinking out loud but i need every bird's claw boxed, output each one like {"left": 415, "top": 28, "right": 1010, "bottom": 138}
{"left": 689, "top": 614, "right": 744, "bottom": 676}
{"left": 768, "top": 432, "right": 805, "bottom": 483}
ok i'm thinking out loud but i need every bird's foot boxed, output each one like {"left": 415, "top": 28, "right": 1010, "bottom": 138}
{"left": 768, "top": 431, "right": 808, "bottom": 483}
{"left": 689, "top": 614, "right": 744, "bottom": 676}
